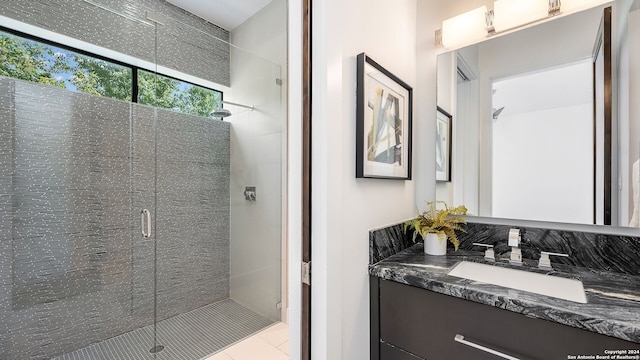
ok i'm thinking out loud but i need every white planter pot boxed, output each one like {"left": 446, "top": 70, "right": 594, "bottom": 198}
{"left": 424, "top": 233, "right": 447, "bottom": 255}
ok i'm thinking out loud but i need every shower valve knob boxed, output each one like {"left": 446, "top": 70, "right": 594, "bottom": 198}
{"left": 244, "top": 187, "right": 256, "bottom": 201}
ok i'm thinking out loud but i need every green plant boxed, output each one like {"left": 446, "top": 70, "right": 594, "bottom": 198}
{"left": 404, "top": 201, "right": 468, "bottom": 250}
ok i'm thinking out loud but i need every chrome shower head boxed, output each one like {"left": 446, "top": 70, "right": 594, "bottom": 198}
{"left": 211, "top": 108, "right": 232, "bottom": 118}
{"left": 211, "top": 101, "right": 254, "bottom": 119}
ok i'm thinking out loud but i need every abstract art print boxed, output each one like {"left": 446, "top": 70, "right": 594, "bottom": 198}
{"left": 356, "top": 53, "right": 412, "bottom": 179}
{"left": 436, "top": 106, "right": 452, "bottom": 182}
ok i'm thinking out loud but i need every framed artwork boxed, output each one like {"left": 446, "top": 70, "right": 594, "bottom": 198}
{"left": 436, "top": 106, "right": 452, "bottom": 182}
{"left": 356, "top": 53, "right": 412, "bottom": 180}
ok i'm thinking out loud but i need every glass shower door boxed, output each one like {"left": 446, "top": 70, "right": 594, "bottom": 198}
{"left": 131, "top": 19, "right": 233, "bottom": 359}
{"left": 0, "top": 2, "right": 160, "bottom": 359}
{"left": 146, "top": 13, "right": 285, "bottom": 358}
{"left": 152, "top": 108, "right": 231, "bottom": 358}
{"left": 130, "top": 103, "right": 160, "bottom": 358}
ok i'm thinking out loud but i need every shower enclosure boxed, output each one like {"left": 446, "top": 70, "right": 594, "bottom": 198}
{"left": 0, "top": 1, "right": 286, "bottom": 359}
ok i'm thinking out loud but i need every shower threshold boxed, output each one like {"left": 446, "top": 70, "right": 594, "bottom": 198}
{"left": 53, "top": 299, "right": 274, "bottom": 360}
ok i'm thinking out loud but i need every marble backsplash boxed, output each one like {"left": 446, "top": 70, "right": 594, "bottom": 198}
{"left": 369, "top": 223, "right": 413, "bottom": 265}
{"left": 370, "top": 221, "right": 640, "bottom": 275}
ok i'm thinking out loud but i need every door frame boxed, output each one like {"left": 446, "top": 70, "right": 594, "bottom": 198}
{"left": 592, "top": 6, "right": 612, "bottom": 225}
{"left": 302, "top": 0, "right": 312, "bottom": 359}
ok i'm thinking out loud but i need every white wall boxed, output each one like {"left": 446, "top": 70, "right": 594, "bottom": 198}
{"left": 454, "top": 46, "right": 481, "bottom": 214}
{"left": 456, "top": 78, "right": 481, "bottom": 214}
{"left": 618, "top": 6, "right": 630, "bottom": 224}
{"left": 491, "top": 61, "right": 594, "bottom": 224}
{"left": 492, "top": 103, "right": 593, "bottom": 223}
{"left": 630, "top": 7, "right": 640, "bottom": 226}
{"left": 230, "top": 0, "right": 287, "bottom": 66}
{"left": 436, "top": 52, "right": 455, "bottom": 113}
{"left": 619, "top": 5, "right": 640, "bottom": 225}
{"left": 311, "top": 0, "right": 417, "bottom": 359}
{"left": 227, "top": 0, "right": 287, "bottom": 322}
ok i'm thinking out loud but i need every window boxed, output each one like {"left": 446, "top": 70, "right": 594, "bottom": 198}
{"left": 0, "top": 30, "right": 132, "bottom": 101}
{"left": 138, "top": 70, "right": 222, "bottom": 117}
{"left": 0, "top": 29, "right": 222, "bottom": 118}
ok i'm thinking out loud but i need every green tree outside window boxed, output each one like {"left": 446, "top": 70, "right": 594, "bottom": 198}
{"left": 0, "top": 31, "right": 222, "bottom": 119}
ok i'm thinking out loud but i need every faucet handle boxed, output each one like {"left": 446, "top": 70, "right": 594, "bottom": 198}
{"left": 508, "top": 228, "right": 521, "bottom": 247}
{"left": 472, "top": 243, "right": 495, "bottom": 262}
{"left": 538, "top": 251, "right": 569, "bottom": 270}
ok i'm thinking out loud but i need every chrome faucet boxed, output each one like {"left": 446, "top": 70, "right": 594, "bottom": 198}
{"left": 538, "top": 251, "right": 569, "bottom": 270}
{"left": 473, "top": 243, "right": 495, "bottom": 262}
{"left": 508, "top": 228, "right": 522, "bottom": 266}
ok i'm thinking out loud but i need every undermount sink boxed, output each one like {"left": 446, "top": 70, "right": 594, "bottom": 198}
{"left": 448, "top": 261, "right": 587, "bottom": 304}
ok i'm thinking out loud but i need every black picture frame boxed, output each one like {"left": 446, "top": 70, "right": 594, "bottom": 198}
{"left": 436, "top": 106, "right": 452, "bottom": 182}
{"left": 356, "top": 53, "right": 412, "bottom": 180}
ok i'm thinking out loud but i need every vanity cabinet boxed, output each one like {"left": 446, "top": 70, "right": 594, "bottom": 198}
{"left": 370, "top": 276, "right": 640, "bottom": 360}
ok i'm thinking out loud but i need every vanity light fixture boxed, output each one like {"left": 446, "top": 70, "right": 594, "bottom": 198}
{"left": 437, "top": 0, "right": 609, "bottom": 49}
{"left": 441, "top": 6, "right": 490, "bottom": 48}
{"left": 549, "top": 0, "right": 562, "bottom": 15}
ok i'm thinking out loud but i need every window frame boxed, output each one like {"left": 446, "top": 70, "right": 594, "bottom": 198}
{"left": 0, "top": 26, "right": 223, "bottom": 115}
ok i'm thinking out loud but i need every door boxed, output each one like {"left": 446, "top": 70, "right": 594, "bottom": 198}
{"left": 141, "top": 13, "right": 284, "bottom": 358}
{"left": 131, "top": 102, "right": 159, "bottom": 357}
{"left": 152, "top": 100, "right": 232, "bottom": 354}
{"left": 0, "top": 3, "right": 158, "bottom": 357}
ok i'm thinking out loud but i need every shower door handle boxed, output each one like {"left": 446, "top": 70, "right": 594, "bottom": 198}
{"left": 141, "top": 209, "right": 151, "bottom": 238}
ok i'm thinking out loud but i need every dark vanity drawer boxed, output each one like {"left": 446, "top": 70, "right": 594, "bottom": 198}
{"left": 375, "top": 278, "right": 640, "bottom": 360}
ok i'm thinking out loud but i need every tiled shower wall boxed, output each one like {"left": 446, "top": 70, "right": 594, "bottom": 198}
{"left": 0, "top": 78, "right": 230, "bottom": 359}
{"left": 0, "top": 0, "right": 231, "bottom": 86}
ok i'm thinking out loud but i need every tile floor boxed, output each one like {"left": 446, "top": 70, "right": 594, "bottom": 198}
{"left": 204, "top": 322, "right": 289, "bottom": 360}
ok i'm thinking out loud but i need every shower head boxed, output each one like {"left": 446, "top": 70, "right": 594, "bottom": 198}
{"left": 211, "top": 101, "right": 255, "bottom": 119}
{"left": 211, "top": 108, "right": 232, "bottom": 118}
{"left": 493, "top": 106, "right": 505, "bottom": 120}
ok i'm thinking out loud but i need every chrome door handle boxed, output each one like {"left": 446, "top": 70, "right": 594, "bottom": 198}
{"left": 141, "top": 209, "right": 151, "bottom": 238}
{"left": 454, "top": 335, "right": 520, "bottom": 360}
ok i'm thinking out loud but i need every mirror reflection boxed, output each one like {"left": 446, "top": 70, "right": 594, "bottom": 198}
{"left": 435, "top": 0, "right": 640, "bottom": 227}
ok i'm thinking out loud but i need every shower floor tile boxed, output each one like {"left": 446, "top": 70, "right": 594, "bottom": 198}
{"left": 53, "top": 299, "right": 275, "bottom": 360}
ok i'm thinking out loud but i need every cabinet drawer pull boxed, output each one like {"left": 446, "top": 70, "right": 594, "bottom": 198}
{"left": 454, "top": 334, "right": 520, "bottom": 360}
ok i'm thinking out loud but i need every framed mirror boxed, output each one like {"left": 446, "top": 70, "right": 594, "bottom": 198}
{"left": 435, "top": 0, "right": 640, "bottom": 228}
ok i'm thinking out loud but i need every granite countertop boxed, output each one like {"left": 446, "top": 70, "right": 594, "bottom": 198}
{"left": 368, "top": 244, "right": 640, "bottom": 344}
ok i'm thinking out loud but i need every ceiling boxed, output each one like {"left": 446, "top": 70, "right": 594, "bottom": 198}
{"left": 492, "top": 59, "right": 593, "bottom": 118}
{"left": 165, "top": 0, "right": 273, "bottom": 31}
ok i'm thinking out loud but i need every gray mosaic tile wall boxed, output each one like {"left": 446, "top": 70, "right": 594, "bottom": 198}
{"left": 0, "top": 0, "right": 231, "bottom": 87}
{"left": 0, "top": 78, "right": 231, "bottom": 359}
{"left": 155, "top": 110, "right": 230, "bottom": 319}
